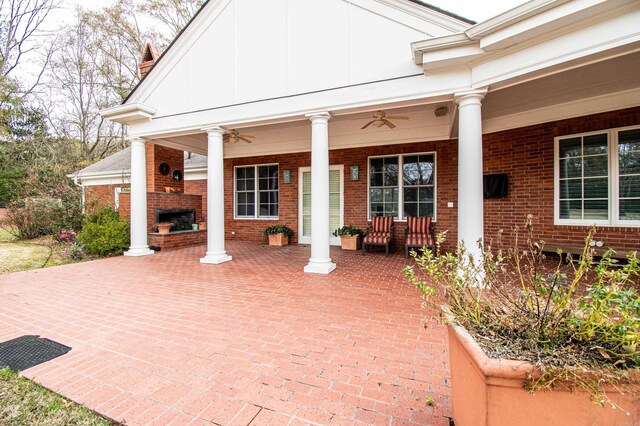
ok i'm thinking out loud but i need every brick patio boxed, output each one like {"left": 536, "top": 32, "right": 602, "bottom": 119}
{"left": 0, "top": 242, "right": 451, "bottom": 425}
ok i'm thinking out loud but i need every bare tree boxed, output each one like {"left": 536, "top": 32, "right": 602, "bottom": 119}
{"left": 138, "top": 0, "right": 205, "bottom": 41}
{"left": 0, "top": 0, "right": 57, "bottom": 97}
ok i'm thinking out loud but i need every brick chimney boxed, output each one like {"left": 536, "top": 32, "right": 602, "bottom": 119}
{"left": 139, "top": 42, "right": 159, "bottom": 79}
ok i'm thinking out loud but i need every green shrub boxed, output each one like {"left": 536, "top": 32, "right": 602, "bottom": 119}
{"left": 77, "top": 209, "right": 129, "bottom": 256}
{"left": 264, "top": 225, "right": 294, "bottom": 238}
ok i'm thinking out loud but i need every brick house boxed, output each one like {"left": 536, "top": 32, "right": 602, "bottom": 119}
{"left": 100, "top": 0, "right": 640, "bottom": 274}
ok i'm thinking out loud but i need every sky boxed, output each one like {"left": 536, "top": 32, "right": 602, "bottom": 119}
{"left": 56, "top": 0, "right": 529, "bottom": 26}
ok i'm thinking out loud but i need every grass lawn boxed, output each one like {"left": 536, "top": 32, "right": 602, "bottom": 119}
{"left": 0, "top": 369, "right": 112, "bottom": 425}
{"left": 0, "top": 227, "right": 84, "bottom": 275}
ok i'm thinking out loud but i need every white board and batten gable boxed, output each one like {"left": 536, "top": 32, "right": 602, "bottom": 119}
{"left": 121, "top": 0, "right": 471, "bottom": 137}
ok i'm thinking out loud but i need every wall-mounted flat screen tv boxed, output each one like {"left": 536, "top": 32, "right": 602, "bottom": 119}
{"left": 483, "top": 173, "right": 508, "bottom": 198}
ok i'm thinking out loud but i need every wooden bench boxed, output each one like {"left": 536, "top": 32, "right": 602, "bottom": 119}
{"left": 542, "top": 242, "right": 638, "bottom": 262}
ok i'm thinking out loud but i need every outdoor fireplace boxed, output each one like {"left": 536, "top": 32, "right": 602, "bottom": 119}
{"left": 155, "top": 209, "right": 196, "bottom": 232}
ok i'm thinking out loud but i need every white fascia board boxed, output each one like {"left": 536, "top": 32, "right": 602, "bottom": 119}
{"left": 346, "top": 0, "right": 471, "bottom": 36}
{"left": 421, "top": 43, "right": 484, "bottom": 71}
{"left": 100, "top": 102, "right": 157, "bottom": 125}
{"left": 474, "top": 0, "right": 638, "bottom": 52}
{"left": 77, "top": 173, "right": 130, "bottom": 187}
{"left": 411, "top": 33, "right": 474, "bottom": 64}
{"left": 128, "top": 73, "right": 468, "bottom": 139}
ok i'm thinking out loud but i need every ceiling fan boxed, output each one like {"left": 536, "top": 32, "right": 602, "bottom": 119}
{"left": 361, "top": 110, "right": 409, "bottom": 130}
{"left": 223, "top": 129, "right": 255, "bottom": 144}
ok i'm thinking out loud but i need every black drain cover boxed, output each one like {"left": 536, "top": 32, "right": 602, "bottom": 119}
{"left": 0, "top": 335, "right": 71, "bottom": 372}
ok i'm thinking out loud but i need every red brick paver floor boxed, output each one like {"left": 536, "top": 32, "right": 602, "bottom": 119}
{"left": 0, "top": 242, "right": 451, "bottom": 425}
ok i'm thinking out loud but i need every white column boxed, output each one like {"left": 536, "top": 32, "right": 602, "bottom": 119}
{"left": 124, "top": 137, "right": 154, "bottom": 257}
{"left": 455, "top": 90, "right": 487, "bottom": 264}
{"left": 200, "top": 126, "right": 232, "bottom": 265}
{"left": 304, "top": 112, "right": 336, "bottom": 274}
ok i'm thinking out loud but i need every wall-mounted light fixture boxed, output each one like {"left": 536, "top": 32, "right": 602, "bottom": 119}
{"left": 283, "top": 169, "right": 291, "bottom": 184}
{"left": 350, "top": 166, "right": 359, "bottom": 181}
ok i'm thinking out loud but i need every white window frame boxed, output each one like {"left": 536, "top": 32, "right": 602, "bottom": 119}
{"left": 367, "top": 152, "right": 437, "bottom": 222}
{"left": 554, "top": 125, "right": 640, "bottom": 227}
{"left": 233, "top": 163, "right": 279, "bottom": 220}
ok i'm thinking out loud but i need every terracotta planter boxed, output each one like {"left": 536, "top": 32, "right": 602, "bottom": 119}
{"left": 199, "top": 222, "right": 207, "bottom": 231}
{"left": 340, "top": 234, "right": 361, "bottom": 250}
{"left": 268, "top": 233, "right": 289, "bottom": 246}
{"left": 447, "top": 322, "right": 639, "bottom": 426}
{"left": 157, "top": 224, "right": 172, "bottom": 234}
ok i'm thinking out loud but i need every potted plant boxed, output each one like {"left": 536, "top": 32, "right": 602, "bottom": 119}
{"left": 333, "top": 226, "right": 365, "bottom": 250}
{"left": 264, "top": 225, "right": 293, "bottom": 246}
{"left": 156, "top": 222, "right": 173, "bottom": 234}
{"left": 404, "top": 216, "right": 639, "bottom": 426}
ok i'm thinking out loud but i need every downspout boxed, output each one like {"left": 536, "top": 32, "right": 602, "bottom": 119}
{"left": 72, "top": 175, "right": 86, "bottom": 214}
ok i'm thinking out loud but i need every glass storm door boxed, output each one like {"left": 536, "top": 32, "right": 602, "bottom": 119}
{"left": 298, "top": 165, "right": 343, "bottom": 245}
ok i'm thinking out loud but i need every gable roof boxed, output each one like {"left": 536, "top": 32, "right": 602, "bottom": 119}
{"left": 123, "top": 0, "right": 474, "bottom": 104}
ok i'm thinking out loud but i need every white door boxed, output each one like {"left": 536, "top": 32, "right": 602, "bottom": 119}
{"left": 299, "top": 165, "right": 344, "bottom": 245}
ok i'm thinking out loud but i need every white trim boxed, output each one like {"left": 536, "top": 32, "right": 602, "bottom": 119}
{"left": 367, "top": 151, "right": 437, "bottom": 222}
{"left": 298, "top": 165, "right": 345, "bottom": 246}
{"left": 233, "top": 163, "right": 280, "bottom": 220}
{"left": 553, "top": 124, "right": 640, "bottom": 227}
{"left": 99, "top": 102, "right": 157, "bottom": 125}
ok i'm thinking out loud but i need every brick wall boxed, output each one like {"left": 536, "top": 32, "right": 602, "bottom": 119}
{"left": 184, "top": 180, "right": 207, "bottom": 219}
{"left": 149, "top": 230, "right": 207, "bottom": 249}
{"left": 146, "top": 144, "right": 185, "bottom": 193}
{"left": 483, "top": 106, "right": 640, "bottom": 250}
{"left": 85, "top": 184, "right": 130, "bottom": 211}
{"left": 222, "top": 140, "right": 458, "bottom": 249}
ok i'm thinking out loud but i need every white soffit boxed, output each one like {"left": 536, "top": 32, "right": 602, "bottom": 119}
{"left": 99, "top": 102, "right": 157, "bottom": 125}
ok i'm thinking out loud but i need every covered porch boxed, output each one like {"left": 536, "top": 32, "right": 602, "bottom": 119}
{"left": 0, "top": 242, "right": 450, "bottom": 425}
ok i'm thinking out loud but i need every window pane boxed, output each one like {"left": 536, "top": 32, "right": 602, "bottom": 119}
{"left": 404, "top": 187, "right": 417, "bottom": 202}
{"left": 270, "top": 192, "right": 278, "bottom": 204}
{"left": 583, "top": 178, "right": 608, "bottom": 199}
{"left": 383, "top": 188, "right": 398, "bottom": 202}
{"left": 259, "top": 192, "right": 268, "bottom": 203}
{"left": 620, "top": 176, "right": 640, "bottom": 198}
{"left": 246, "top": 179, "right": 255, "bottom": 191}
{"left": 370, "top": 188, "right": 382, "bottom": 202}
{"left": 370, "top": 158, "right": 383, "bottom": 174}
{"left": 559, "top": 138, "right": 582, "bottom": 158}
{"left": 583, "top": 134, "right": 608, "bottom": 155}
{"left": 619, "top": 129, "right": 640, "bottom": 153}
{"left": 259, "top": 205, "right": 269, "bottom": 216}
{"left": 237, "top": 205, "right": 246, "bottom": 216}
{"left": 383, "top": 158, "right": 398, "bottom": 186}
{"left": 583, "top": 155, "right": 608, "bottom": 177}
{"left": 559, "top": 158, "right": 582, "bottom": 179}
{"left": 619, "top": 152, "right": 640, "bottom": 175}
{"left": 258, "top": 166, "right": 269, "bottom": 178}
{"left": 559, "top": 179, "right": 582, "bottom": 199}
{"left": 237, "top": 192, "right": 246, "bottom": 204}
{"left": 404, "top": 202, "right": 417, "bottom": 218}
{"left": 419, "top": 202, "right": 434, "bottom": 218}
{"left": 419, "top": 187, "right": 434, "bottom": 202}
{"left": 236, "top": 168, "right": 245, "bottom": 179}
{"left": 620, "top": 199, "right": 640, "bottom": 221}
{"left": 247, "top": 205, "right": 255, "bottom": 216}
{"left": 403, "top": 155, "right": 434, "bottom": 186}
{"left": 270, "top": 205, "right": 278, "bottom": 217}
{"left": 560, "top": 200, "right": 582, "bottom": 219}
{"left": 584, "top": 199, "right": 608, "bottom": 220}
{"left": 246, "top": 167, "right": 255, "bottom": 179}
{"left": 258, "top": 178, "right": 268, "bottom": 190}
{"left": 237, "top": 180, "right": 246, "bottom": 191}
{"left": 370, "top": 173, "right": 383, "bottom": 187}
{"left": 371, "top": 203, "right": 383, "bottom": 215}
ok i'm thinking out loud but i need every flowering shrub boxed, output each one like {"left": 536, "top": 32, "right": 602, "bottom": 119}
{"left": 57, "top": 229, "right": 77, "bottom": 243}
{"left": 5, "top": 193, "right": 82, "bottom": 240}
